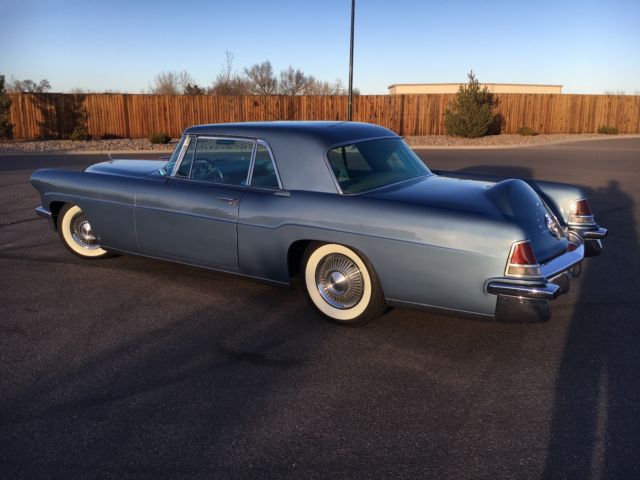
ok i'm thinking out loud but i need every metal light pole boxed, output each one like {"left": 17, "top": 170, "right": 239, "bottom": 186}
{"left": 347, "top": 0, "right": 355, "bottom": 121}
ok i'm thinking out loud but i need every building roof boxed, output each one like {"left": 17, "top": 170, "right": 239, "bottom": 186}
{"left": 388, "top": 82, "right": 563, "bottom": 88}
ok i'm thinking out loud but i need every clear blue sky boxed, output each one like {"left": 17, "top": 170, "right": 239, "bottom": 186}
{"left": 1, "top": 0, "right": 639, "bottom": 94}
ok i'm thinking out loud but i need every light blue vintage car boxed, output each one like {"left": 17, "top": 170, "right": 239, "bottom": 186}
{"left": 31, "top": 122, "right": 607, "bottom": 325}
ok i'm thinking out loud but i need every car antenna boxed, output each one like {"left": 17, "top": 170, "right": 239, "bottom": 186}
{"left": 108, "top": 152, "right": 112, "bottom": 161}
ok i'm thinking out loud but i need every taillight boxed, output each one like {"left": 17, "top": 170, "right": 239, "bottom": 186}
{"left": 506, "top": 240, "right": 541, "bottom": 277}
{"left": 568, "top": 198, "right": 596, "bottom": 226}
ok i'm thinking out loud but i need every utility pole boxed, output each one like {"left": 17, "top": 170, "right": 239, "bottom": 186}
{"left": 348, "top": 0, "right": 355, "bottom": 121}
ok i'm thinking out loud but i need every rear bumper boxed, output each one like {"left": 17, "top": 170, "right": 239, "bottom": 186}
{"left": 487, "top": 242, "right": 584, "bottom": 323}
{"left": 570, "top": 225, "right": 608, "bottom": 257}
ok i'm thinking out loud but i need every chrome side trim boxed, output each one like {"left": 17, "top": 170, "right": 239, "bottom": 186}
{"left": 487, "top": 281, "right": 560, "bottom": 300}
{"left": 35, "top": 206, "right": 52, "bottom": 219}
{"left": 384, "top": 298, "right": 495, "bottom": 321}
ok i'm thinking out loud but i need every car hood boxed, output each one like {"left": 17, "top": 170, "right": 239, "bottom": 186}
{"left": 85, "top": 159, "right": 167, "bottom": 178}
{"left": 364, "top": 174, "right": 569, "bottom": 263}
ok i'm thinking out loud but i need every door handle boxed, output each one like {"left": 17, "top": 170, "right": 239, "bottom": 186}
{"left": 217, "top": 196, "right": 239, "bottom": 205}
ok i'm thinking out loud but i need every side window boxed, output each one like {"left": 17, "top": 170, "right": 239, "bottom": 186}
{"left": 176, "top": 137, "right": 196, "bottom": 177}
{"left": 250, "top": 143, "right": 280, "bottom": 189}
{"left": 189, "top": 138, "right": 254, "bottom": 185}
{"left": 327, "top": 144, "right": 371, "bottom": 183}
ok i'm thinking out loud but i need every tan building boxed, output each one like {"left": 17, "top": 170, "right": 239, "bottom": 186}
{"left": 388, "top": 83, "right": 563, "bottom": 95}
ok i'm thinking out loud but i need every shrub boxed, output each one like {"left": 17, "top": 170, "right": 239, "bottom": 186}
{"left": 597, "top": 125, "right": 618, "bottom": 135}
{"left": 0, "top": 75, "right": 13, "bottom": 140}
{"left": 444, "top": 71, "right": 495, "bottom": 138}
{"left": 149, "top": 132, "right": 171, "bottom": 144}
{"left": 70, "top": 126, "right": 91, "bottom": 141}
{"left": 517, "top": 126, "right": 538, "bottom": 136}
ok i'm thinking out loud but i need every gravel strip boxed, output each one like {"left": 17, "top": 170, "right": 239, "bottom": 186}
{"left": 0, "top": 134, "right": 635, "bottom": 153}
{"left": 0, "top": 138, "right": 176, "bottom": 153}
{"left": 404, "top": 133, "right": 629, "bottom": 148}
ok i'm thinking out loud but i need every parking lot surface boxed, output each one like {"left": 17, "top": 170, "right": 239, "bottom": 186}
{"left": 1, "top": 138, "right": 639, "bottom": 479}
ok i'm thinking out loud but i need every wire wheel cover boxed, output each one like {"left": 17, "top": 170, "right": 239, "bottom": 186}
{"left": 70, "top": 211, "right": 99, "bottom": 249}
{"left": 316, "top": 253, "right": 364, "bottom": 309}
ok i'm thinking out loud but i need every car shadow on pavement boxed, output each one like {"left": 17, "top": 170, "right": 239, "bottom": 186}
{"left": 450, "top": 166, "right": 640, "bottom": 477}
{"left": 543, "top": 179, "right": 640, "bottom": 479}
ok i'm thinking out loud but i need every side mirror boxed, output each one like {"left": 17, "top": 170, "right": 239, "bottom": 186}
{"left": 158, "top": 167, "right": 167, "bottom": 177}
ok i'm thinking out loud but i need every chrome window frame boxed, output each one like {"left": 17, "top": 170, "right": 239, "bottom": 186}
{"left": 168, "top": 135, "right": 192, "bottom": 176}
{"left": 170, "top": 135, "right": 283, "bottom": 191}
{"left": 172, "top": 135, "right": 256, "bottom": 187}
{"left": 248, "top": 139, "right": 283, "bottom": 191}
{"left": 174, "top": 135, "right": 198, "bottom": 179}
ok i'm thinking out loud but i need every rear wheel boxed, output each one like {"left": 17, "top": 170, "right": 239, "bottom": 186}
{"left": 302, "top": 242, "right": 386, "bottom": 325}
{"left": 57, "top": 204, "right": 111, "bottom": 258}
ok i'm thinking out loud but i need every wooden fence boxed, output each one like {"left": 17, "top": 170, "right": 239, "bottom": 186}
{"left": 7, "top": 93, "right": 640, "bottom": 140}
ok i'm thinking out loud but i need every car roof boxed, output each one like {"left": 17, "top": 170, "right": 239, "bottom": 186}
{"left": 183, "top": 121, "right": 399, "bottom": 193}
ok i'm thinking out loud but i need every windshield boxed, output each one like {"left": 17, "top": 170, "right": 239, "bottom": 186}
{"left": 327, "top": 138, "right": 431, "bottom": 194}
{"left": 163, "top": 135, "right": 187, "bottom": 174}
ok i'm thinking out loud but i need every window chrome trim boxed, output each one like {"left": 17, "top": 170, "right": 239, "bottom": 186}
{"left": 248, "top": 140, "right": 283, "bottom": 190}
{"left": 173, "top": 135, "right": 256, "bottom": 187}
{"left": 169, "top": 135, "right": 192, "bottom": 177}
{"left": 246, "top": 141, "right": 259, "bottom": 187}
{"left": 174, "top": 136, "right": 198, "bottom": 179}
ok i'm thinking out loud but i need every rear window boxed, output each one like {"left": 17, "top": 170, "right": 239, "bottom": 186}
{"left": 327, "top": 138, "right": 430, "bottom": 194}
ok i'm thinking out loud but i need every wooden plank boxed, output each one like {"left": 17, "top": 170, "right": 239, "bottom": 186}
{"left": 5, "top": 93, "right": 640, "bottom": 140}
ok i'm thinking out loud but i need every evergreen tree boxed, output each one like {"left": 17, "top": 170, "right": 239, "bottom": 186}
{"left": 444, "top": 71, "right": 495, "bottom": 138}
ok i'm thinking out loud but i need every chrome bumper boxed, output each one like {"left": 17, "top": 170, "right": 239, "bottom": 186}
{"left": 35, "top": 206, "right": 57, "bottom": 230}
{"left": 487, "top": 243, "right": 584, "bottom": 323}
{"left": 569, "top": 225, "right": 608, "bottom": 257}
{"left": 35, "top": 206, "right": 52, "bottom": 219}
{"left": 487, "top": 281, "right": 560, "bottom": 300}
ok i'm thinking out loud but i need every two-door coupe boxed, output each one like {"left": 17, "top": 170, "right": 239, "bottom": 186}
{"left": 31, "top": 121, "right": 607, "bottom": 325}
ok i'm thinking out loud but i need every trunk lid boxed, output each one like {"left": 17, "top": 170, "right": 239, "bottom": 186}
{"left": 364, "top": 175, "right": 568, "bottom": 263}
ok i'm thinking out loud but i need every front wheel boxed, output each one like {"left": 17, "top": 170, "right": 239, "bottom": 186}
{"left": 302, "top": 242, "right": 387, "bottom": 325}
{"left": 57, "top": 204, "right": 111, "bottom": 258}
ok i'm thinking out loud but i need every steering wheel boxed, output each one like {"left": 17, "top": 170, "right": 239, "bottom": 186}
{"left": 191, "top": 158, "right": 224, "bottom": 183}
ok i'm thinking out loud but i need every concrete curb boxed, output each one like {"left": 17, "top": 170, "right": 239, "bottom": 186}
{"left": 1, "top": 134, "right": 639, "bottom": 156}
{"left": 0, "top": 150, "right": 172, "bottom": 157}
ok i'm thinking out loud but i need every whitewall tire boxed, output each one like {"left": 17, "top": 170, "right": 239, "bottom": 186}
{"left": 57, "top": 204, "right": 110, "bottom": 258}
{"left": 303, "top": 242, "right": 386, "bottom": 325}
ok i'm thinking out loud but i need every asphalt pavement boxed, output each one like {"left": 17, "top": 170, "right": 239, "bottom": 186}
{"left": 1, "top": 138, "right": 639, "bottom": 479}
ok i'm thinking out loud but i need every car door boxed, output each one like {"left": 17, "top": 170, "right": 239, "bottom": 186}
{"left": 135, "top": 136, "right": 255, "bottom": 269}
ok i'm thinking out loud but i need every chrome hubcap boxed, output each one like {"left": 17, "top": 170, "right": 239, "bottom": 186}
{"left": 70, "top": 211, "right": 100, "bottom": 249}
{"left": 316, "top": 254, "right": 364, "bottom": 309}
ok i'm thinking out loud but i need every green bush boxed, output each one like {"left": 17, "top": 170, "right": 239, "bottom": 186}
{"left": 517, "top": 126, "right": 538, "bottom": 136}
{"left": 444, "top": 71, "right": 495, "bottom": 138}
{"left": 70, "top": 126, "right": 91, "bottom": 141}
{"left": 0, "top": 75, "right": 13, "bottom": 140}
{"left": 149, "top": 131, "right": 171, "bottom": 144}
{"left": 597, "top": 125, "right": 618, "bottom": 135}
